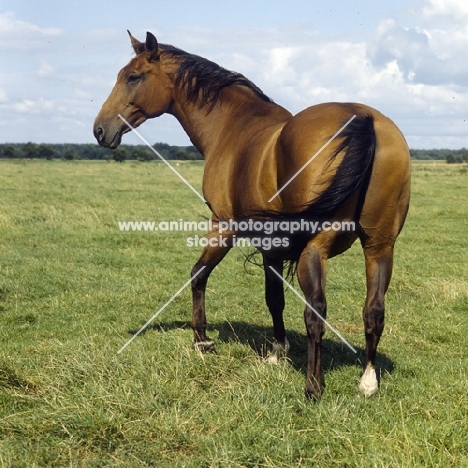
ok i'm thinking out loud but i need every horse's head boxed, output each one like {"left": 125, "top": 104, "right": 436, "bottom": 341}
{"left": 93, "top": 31, "right": 172, "bottom": 148}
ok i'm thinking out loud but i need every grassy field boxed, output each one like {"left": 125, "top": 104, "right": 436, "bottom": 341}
{"left": 0, "top": 159, "right": 467, "bottom": 467}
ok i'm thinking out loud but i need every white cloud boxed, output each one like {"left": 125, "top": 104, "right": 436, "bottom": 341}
{"left": 422, "top": 0, "right": 468, "bottom": 24}
{"left": 10, "top": 97, "right": 55, "bottom": 115}
{"left": 0, "top": 11, "right": 62, "bottom": 50}
{"left": 265, "top": 47, "right": 299, "bottom": 85}
{"left": 369, "top": 3, "right": 468, "bottom": 87}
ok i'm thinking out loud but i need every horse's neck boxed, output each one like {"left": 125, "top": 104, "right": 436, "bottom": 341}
{"left": 169, "top": 85, "right": 291, "bottom": 159}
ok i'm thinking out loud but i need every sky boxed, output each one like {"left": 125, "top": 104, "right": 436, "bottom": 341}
{"left": 0, "top": 0, "right": 467, "bottom": 149}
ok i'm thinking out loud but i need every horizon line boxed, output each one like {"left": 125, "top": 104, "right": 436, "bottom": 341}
{"left": 0, "top": 142, "right": 466, "bottom": 152}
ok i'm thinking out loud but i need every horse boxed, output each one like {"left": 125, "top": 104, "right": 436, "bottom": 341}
{"left": 94, "top": 31, "right": 411, "bottom": 399}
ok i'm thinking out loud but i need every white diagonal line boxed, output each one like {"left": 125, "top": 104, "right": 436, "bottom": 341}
{"left": 118, "top": 114, "right": 207, "bottom": 204}
{"left": 268, "top": 114, "right": 357, "bottom": 202}
{"left": 117, "top": 266, "right": 206, "bottom": 354}
{"left": 268, "top": 266, "right": 357, "bottom": 353}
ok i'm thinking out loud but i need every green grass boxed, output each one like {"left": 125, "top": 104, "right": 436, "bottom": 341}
{"left": 0, "top": 159, "right": 467, "bottom": 467}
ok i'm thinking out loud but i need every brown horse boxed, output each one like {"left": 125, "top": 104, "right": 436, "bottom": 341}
{"left": 94, "top": 31, "right": 410, "bottom": 399}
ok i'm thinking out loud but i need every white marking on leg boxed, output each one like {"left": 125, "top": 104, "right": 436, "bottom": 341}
{"left": 193, "top": 340, "right": 215, "bottom": 353}
{"left": 359, "top": 363, "right": 379, "bottom": 397}
{"left": 266, "top": 337, "right": 290, "bottom": 364}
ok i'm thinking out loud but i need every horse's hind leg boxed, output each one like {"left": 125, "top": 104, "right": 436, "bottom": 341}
{"left": 263, "top": 256, "right": 289, "bottom": 363}
{"left": 358, "top": 243, "right": 394, "bottom": 397}
{"left": 357, "top": 147, "right": 409, "bottom": 397}
{"left": 356, "top": 117, "right": 410, "bottom": 396}
{"left": 191, "top": 230, "right": 233, "bottom": 352}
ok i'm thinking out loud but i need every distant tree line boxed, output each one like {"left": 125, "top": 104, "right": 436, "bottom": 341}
{"left": 0, "top": 143, "right": 467, "bottom": 163}
{"left": 0, "top": 142, "right": 203, "bottom": 162}
{"left": 410, "top": 148, "right": 468, "bottom": 163}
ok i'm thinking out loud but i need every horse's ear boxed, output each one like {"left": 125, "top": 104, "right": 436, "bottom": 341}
{"left": 127, "top": 30, "right": 145, "bottom": 55}
{"left": 145, "top": 32, "right": 159, "bottom": 62}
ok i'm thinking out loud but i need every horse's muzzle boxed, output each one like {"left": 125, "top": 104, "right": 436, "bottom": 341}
{"left": 93, "top": 124, "right": 121, "bottom": 149}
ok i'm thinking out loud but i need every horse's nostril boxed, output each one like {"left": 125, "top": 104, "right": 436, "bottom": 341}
{"left": 94, "top": 126, "right": 104, "bottom": 142}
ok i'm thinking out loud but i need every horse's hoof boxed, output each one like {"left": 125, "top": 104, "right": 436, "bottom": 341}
{"left": 358, "top": 365, "right": 379, "bottom": 397}
{"left": 193, "top": 339, "right": 216, "bottom": 353}
{"left": 266, "top": 338, "right": 290, "bottom": 364}
{"left": 304, "top": 385, "right": 323, "bottom": 401}
{"left": 305, "top": 375, "right": 324, "bottom": 400}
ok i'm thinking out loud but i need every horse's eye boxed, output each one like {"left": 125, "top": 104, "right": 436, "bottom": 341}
{"left": 128, "top": 74, "right": 141, "bottom": 84}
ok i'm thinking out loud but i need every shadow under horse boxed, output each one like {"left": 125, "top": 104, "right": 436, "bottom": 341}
{"left": 94, "top": 32, "right": 410, "bottom": 399}
{"left": 149, "top": 319, "right": 395, "bottom": 382}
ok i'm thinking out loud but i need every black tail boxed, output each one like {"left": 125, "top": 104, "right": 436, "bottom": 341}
{"left": 297, "top": 114, "right": 376, "bottom": 219}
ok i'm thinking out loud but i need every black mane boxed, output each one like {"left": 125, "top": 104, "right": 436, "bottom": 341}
{"left": 159, "top": 44, "right": 273, "bottom": 107}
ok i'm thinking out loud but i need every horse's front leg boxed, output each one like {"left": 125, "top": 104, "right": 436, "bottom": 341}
{"left": 191, "top": 229, "right": 233, "bottom": 352}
